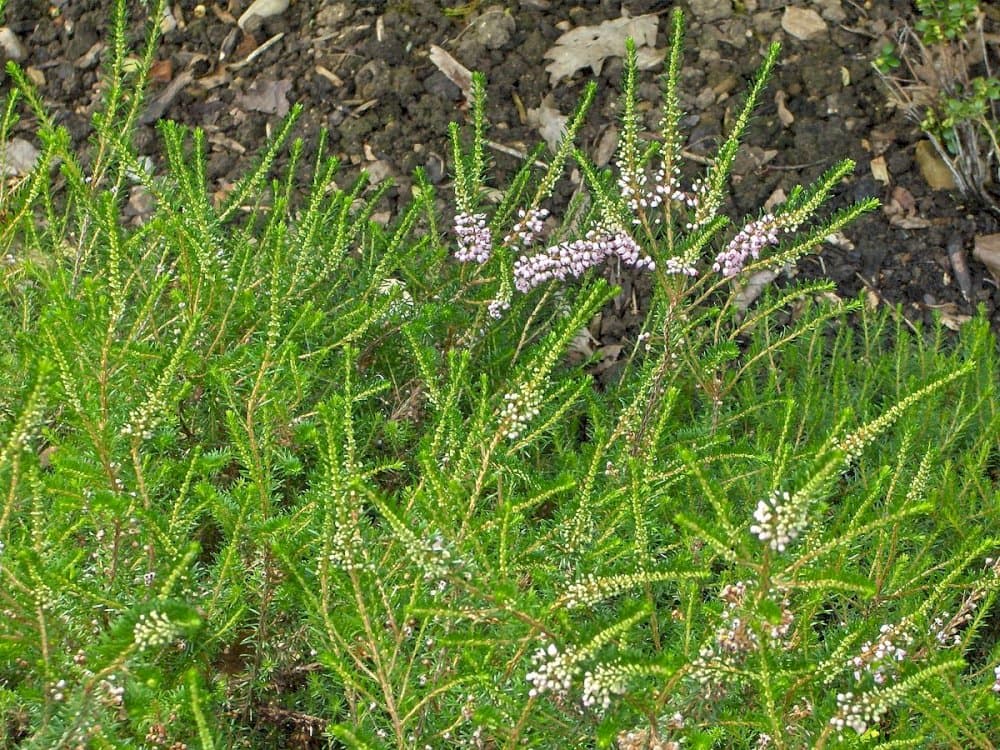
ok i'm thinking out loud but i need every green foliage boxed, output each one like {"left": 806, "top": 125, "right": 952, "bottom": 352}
{"left": 1, "top": 4, "right": 999, "bottom": 749}
{"left": 914, "top": 0, "right": 979, "bottom": 44}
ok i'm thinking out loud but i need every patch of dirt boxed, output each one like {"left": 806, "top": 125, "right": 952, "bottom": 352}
{"left": 4, "top": 0, "right": 1000, "bottom": 346}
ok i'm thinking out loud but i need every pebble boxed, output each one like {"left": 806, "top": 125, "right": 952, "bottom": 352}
{"left": 687, "top": 0, "right": 733, "bottom": 23}
{"left": 462, "top": 6, "right": 515, "bottom": 51}
{"left": 0, "top": 27, "right": 27, "bottom": 61}
{"left": 781, "top": 6, "right": 828, "bottom": 41}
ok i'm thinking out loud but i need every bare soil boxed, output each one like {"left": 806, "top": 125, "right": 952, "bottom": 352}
{"left": 4, "top": 0, "right": 1000, "bottom": 337}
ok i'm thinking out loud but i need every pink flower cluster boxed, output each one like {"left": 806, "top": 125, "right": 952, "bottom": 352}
{"left": 713, "top": 214, "right": 780, "bottom": 277}
{"left": 453, "top": 211, "right": 492, "bottom": 263}
{"left": 513, "top": 228, "right": 655, "bottom": 294}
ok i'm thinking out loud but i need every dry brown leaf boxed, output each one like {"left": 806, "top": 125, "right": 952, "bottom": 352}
{"left": 883, "top": 186, "right": 931, "bottom": 229}
{"left": 527, "top": 96, "right": 568, "bottom": 153}
{"left": 544, "top": 14, "right": 659, "bottom": 85}
{"left": 568, "top": 326, "right": 600, "bottom": 361}
{"left": 869, "top": 155, "right": 890, "bottom": 184}
{"left": 764, "top": 187, "right": 787, "bottom": 212}
{"left": 774, "top": 90, "right": 794, "bottom": 127}
{"left": 237, "top": 0, "right": 289, "bottom": 30}
{"left": 594, "top": 125, "right": 619, "bottom": 167}
{"left": 149, "top": 59, "right": 173, "bottom": 84}
{"left": 734, "top": 269, "right": 779, "bottom": 314}
{"left": 428, "top": 44, "right": 473, "bottom": 100}
{"left": 973, "top": 233, "right": 1000, "bottom": 285}
{"left": 914, "top": 140, "right": 957, "bottom": 190}
{"left": 891, "top": 185, "right": 916, "bottom": 211}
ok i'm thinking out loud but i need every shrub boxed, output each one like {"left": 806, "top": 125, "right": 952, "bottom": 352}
{"left": 1, "top": 3, "right": 998, "bottom": 748}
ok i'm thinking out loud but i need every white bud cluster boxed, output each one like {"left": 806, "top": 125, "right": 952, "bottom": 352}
{"left": 664, "top": 256, "right": 698, "bottom": 276}
{"left": 993, "top": 665, "right": 1000, "bottom": 693}
{"left": 377, "top": 278, "right": 414, "bottom": 321}
{"left": 562, "top": 572, "right": 648, "bottom": 609}
{"left": 618, "top": 168, "right": 661, "bottom": 212}
{"left": 581, "top": 661, "right": 631, "bottom": 712}
{"left": 487, "top": 297, "right": 510, "bottom": 319}
{"left": 830, "top": 689, "right": 888, "bottom": 736}
{"left": 850, "top": 622, "right": 912, "bottom": 685}
{"left": 526, "top": 642, "right": 581, "bottom": 700}
{"left": 99, "top": 677, "right": 125, "bottom": 707}
{"left": 617, "top": 723, "right": 683, "bottom": 750}
{"left": 499, "top": 387, "right": 541, "bottom": 441}
{"left": 454, "top": 212, "right": 492, "bottom": 263}
{"left": 749, "top": 489, "right": 809, "bottom": 553}
{"left": 133, "top": 610, "right": 177, "bottom": 652}
{"left": 685, "top": 179, "right": 717, "bottom": 229}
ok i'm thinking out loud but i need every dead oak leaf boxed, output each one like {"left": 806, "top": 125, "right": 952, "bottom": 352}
{"left": 544, "top": 14, "right": 659, "bottom": 86}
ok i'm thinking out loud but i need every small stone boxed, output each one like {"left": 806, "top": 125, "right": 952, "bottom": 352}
{"left": 365, "top": 159, "right": 394, "bottom": 185}
{"left": 781, "top": 6, "right": 828, "bottom": 41}
{"left": 0, "top": 27, "right": 28, "bottom": 61}
{"left": 816, "top": 0, "right": 847, "bottom": 22}
{"left": 0, "top": 138, "right": 40, "bottom": 176}
{"left": 688, "top": 0, "right": 733, "bottom": 23}
{"left": 316, "top": 3, "right": 350, "bottom": 27}
{"left": 463, "top": 6, "right": 515, "bottom": 51}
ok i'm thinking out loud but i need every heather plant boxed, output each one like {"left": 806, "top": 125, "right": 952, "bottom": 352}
{"left": 1, "top": 3, "right": 999, "bottom": 749}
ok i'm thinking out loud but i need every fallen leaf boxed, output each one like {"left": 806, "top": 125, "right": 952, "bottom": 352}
{"left": 869, "top": 155, "right": 890, "bottom": 184}
{"left": 527, "top": 96, "right": 568, "bottom": 153}
{"left": 939, "top": 310, "right": 971, "bottom": 331}
{"left": 914, "top": 140, "right": 957, "bottom": 190}
{"left": 947, "top": 234, "right": 972, "bottom": 302}
{"left": 428, "top": 44, "right": 473, "bottom": 100}
{"left": 568, "top": 325, "right": 600, "bottom": 360}
{"left": 891, "top": 185, "right": 916, "bottom": 212}
{"left": 734, "top": 269, "right": 779, "bottom": 314}
{"left": 764, "top": 187, "right": 787, "bottom": 211}
{"left": 781, "top": 7, "right": 828, "bottom": 41}
{"left": 774, "top": 90, "right": 794, "bottom": 127}
{"left": 149, "top": 59, "right": 173, "bottom": 83}
{"left": 883, "top": 186, "right": 931, "bottom": 229}
{"left": 594, "top": 125, "right": 618, "bottom": 167}
{"left": 237, "top": 0, "right": 289, "bottom": 30}
{"left": 544, "top": 14, "right": 659, "bottom": 85}
{"left": 825, "top": 231, "right": 855, "bottom": 251}
{"left": 973, "top": 233, "right": 1000, "bottom": 285}
{"left": 140, "top": 68, "right": 195, "bottom": 123}
{"left": 235, "top": 78, "right": 293, "bottom": 116}
{"left": 888, "top": 213, "right": 931, "bottom": 230}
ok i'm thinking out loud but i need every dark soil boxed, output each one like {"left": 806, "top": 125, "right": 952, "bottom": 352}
{"left": 4, "top": 0, "right": 1000, "bottom": 337}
